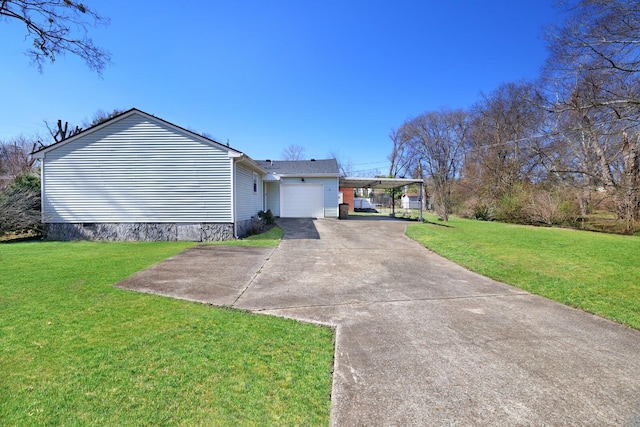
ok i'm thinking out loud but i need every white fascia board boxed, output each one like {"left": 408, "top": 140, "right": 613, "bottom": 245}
{"left": 233, "top": 154, "right": 267, "bottom": 174}
{"left": 263, "top": 172, "right": 280, "bottom": 181}
{"left": 277, "top": 173, "right": 340, "bottom": 178}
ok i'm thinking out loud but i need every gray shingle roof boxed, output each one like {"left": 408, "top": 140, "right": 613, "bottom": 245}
{"left": 255, "top": 159, "right": 339, "bottom": 175}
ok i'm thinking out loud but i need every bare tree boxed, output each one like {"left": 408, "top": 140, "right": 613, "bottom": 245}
{"left": 467, "top": 82, "right": 547, "bottom": 200}
{"left": 543, "top": 0, "right": 640, "bottom": 231}
{"left": 393, "top": 109, "right": 468, "bottom": 221}
{"left": 620, "top": 132, "right": 640, "bottom": 226}
{"left": 281, "top": 144, "right": 306, "bottom": 161}
{"left": 0, "top": 135, "right": 40, "bottom": 183}
{"left": 328, "top": 151, "right": 354, "bottom": 176}
{"left": 388, "top": 127, "right": 416, "bottom": 178}
{"left": 1, "top": 0, "right": 110, "bottom": 73}
{"left": 414, "top": 109, "right": 469, "bottom": 221}
{"left": 45, "top": 119, "right": 82, "bottom": 144}
{"left": 545, "top": 0, "right": 640, "bottom": 76}
{"left": 44, "top": 110, "right": 124, "bottom": 147}
{"left": 383, "top": 0, "right": 640, "bottom": 231}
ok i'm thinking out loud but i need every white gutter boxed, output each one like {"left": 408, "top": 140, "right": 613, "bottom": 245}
{"left": 230, "top": 156, "right": 238, "bottom": 238}
{"left": 233, "top": 154, "right": 268, "bottom": 174}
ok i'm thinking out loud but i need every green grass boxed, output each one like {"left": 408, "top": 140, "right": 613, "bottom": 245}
{"left": 0, "top": 240, "right": 334, "bottom": 425}
{"left": 406, "top": 214, "right": 640, "bottom": 329}
{"left": 209, "top": 226, "right": 284, "bottom": 247}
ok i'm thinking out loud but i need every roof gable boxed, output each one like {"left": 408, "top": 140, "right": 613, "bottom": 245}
{"left": 33, "top": 108, "right": 244, "bottom": 158}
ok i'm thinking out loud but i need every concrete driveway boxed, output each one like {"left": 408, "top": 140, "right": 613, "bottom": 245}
{"left": 118, "top": 217, "right": 640, "bottom": 426}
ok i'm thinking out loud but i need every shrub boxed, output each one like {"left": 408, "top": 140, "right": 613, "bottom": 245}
{"left": 258, "top": 209, "right": 275, "bottom": 225}
{"left": 520, "top": 187, "right": 581, "bottom": 226}
{"left": 493, "top": 183, "right": 531, "bottom": 223}
{"left": 0, "top": 174, "right": 41, "bottom": 235}
{"left": 472, "top": 203, "right": 494, "bottom": 221}
{"left": 494, "top": 194, "right": 527, "bottom": 223}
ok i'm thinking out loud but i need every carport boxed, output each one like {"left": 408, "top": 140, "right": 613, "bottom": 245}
{"left": 339, "top": 177, "right": 424, "bottom": 220}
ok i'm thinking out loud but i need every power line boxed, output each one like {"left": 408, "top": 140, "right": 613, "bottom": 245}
{"left": 351, "top": 160, "right": 390, "bottom": 166}
{"left": 350, "top": 167, "right": 388, "bottom": 175}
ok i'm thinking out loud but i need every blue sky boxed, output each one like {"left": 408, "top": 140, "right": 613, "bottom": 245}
{"left": 1, "top": 1, "right": 562, "bottom": 176}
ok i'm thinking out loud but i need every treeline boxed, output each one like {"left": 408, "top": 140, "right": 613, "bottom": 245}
{"left": 390, "top": 0, "right": 640, "bottom": 234}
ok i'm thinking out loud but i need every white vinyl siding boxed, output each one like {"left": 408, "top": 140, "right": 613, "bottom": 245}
{"left": 264, "top": 182, "right": 280, "bottom": 216}
{"left": 321, "top": 177, "right": 340, "bottom": 217}
{"left": 234, "top": 163, "right": 263, "bottom": 221}
{"left": 41, "top": 113, "right": 234, "bottom": 223}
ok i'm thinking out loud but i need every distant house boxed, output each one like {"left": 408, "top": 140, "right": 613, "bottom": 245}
{"left": 402, "top": 193, "right": 421, "bottom": 210}
{"left": 33, "top": 109, "right": 267, "bottom": 241}
{"left": 256, "top": 159, "right": 340, "bottom": 218}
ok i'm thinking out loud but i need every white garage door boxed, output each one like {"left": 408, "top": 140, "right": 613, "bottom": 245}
{"left": 280, "top": 184, "right": 325, "bottom": 218}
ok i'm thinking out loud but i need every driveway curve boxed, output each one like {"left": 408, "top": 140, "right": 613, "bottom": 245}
{"left": 119, "top": 217, "right": 640, "bottom": 426}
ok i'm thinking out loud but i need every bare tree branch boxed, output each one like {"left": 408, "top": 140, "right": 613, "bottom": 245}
{"left": 45, "top": 119, "right": 82, "bottom": 144}
{"left": 0, "top": 135, "right": 40, "bottom": 181}
{"left": 0, "top": 0, "right": 111, "bottom": 74}
{"left": 281, "top": 144, "right": 306, "bottom": 161}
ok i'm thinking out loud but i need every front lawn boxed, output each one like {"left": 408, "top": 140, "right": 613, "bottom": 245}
{"left": 0, "top": 240, "right": 334, "bottom": 425}
{"left": 406, "top": 215, "right": 640, "bottom": 329}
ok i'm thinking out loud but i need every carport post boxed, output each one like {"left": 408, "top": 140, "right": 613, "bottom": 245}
{"left": 418, "top": 181, "right": 424, "bottom": 222}
{"left": 391, "top": 188, "right": 396, "bottom": 216}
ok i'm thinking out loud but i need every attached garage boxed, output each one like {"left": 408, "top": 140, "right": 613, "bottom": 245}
{"left": 257, "top": 159, "right": 340, "bottom": 219}
{"left": 280, "top": 184, "right": 325, "bottom": 218}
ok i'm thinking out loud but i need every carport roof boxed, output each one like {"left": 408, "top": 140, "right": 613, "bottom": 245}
{"left": 339, "top": 177, "right": 423, "bottom": 189}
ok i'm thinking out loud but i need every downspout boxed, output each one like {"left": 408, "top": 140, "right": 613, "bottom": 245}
{"left": 263, "top": 181, "right": 267, "bottom": 213}
{"left": 231, "top": 157, "right": 238, "bottom": 238}
{"left": 40, "top": 155, "right": 45, "bottom": 229}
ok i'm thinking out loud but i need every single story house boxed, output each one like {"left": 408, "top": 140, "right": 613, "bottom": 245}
{"left": 33, "top": 108, "right": 343, "bottom": 242}
{"left": 33, "top": 108, "right": 424, "bottom": 241}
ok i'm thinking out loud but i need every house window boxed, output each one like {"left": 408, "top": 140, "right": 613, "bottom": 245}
{"left": 253, "top": 172, "right": 258, "bottom": 193}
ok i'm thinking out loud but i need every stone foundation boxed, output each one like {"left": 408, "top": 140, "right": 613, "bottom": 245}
{"left": 236, "top": 217, "right": 266, "bottom": 238}
{"left": 44, "top": 222, "right": 235, "bottom": 242}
